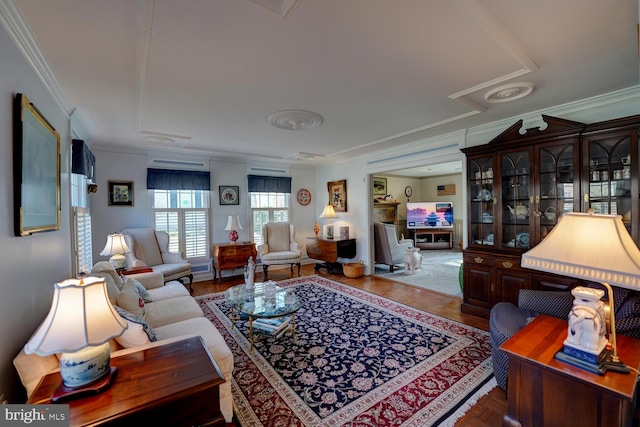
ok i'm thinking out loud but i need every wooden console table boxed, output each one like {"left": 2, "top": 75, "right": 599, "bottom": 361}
{"left": 306, "top": 238, "right": 356, "bottom": 273}
{"left": 500, "top": 315, "right": 640, "bottom": 427}
{"left": 28, "top": 336, "right": 226, "bottom": 426}
{"left": 212, "top": 242, "right": 257, "bottom": 281}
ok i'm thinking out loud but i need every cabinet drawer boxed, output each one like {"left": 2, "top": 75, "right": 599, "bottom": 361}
{"left": 495, "top": 256, "right": 524, "bottom": 271}
{"left": 463, "top": 252, "right": 494, "bottom": 267}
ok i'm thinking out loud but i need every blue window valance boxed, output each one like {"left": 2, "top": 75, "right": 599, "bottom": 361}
{"left": 247, "top": 175, "right": 292, "bottom": 193}
{"left": 71, "top": 139, "right": 95, "bottom": 182}
{"left": 147, "top": 168, "right": 211, "bottom": 190}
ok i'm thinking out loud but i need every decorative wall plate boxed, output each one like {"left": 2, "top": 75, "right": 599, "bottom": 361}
{"left": 297, "top": 188, "right": 312, "bottom": 206}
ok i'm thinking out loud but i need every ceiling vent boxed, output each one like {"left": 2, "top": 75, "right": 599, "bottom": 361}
{"left": 247, "top": 165, "right": 290, "bottom": 176}
{"left": 284, "top": 152, "right": 325, "bottom": 161}
{"left": 150, "top": 158, "right": 207, "bottom": 170}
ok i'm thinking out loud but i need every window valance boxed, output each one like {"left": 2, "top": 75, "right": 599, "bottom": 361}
{"left": 147, "top": 168, "right": 211, "bottom": 190}
{"left": 71, "top": 139, "right": 95, "bottom": 182}
{"left": 247, "top": 175, "right": 292, "bottom": 193}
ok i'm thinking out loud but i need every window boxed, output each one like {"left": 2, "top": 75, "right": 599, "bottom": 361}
{"left": 71, "top": 173, "right": 92, "bottom": 275}
{"left": 152, "top": 189, "right": 209, "bottom": 260}
{"left": 250, "top": 192, "right": 290, "bottom": 245}
{"left": 71, "top": 140, "right": 95, "bottom": 276}
{"left": 247, "top": 175, "right": 293, "bottom": 245}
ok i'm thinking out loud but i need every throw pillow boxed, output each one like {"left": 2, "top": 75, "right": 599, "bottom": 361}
{"left": 117, "top": 281, "right": 146, "bottom": 318}
{"left": 91, "top": 261, "right": 124, "bottom": 289}
{"left": 125, "top": 277, "right": 152, "bottom": 303}
{"left": 113, "top": 306, "right": 158, "bottom": 346}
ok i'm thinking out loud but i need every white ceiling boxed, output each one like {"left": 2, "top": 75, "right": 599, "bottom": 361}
{"left": 10, "top": 0, "right": 640, "bottom": 176}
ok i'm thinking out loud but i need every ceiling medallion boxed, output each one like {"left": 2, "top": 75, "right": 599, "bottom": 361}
{"left": 484, "top": 82, "right": 535, "bottom": 103}
{"left": 268, "top": 110, "right": 323, "bottom": 131}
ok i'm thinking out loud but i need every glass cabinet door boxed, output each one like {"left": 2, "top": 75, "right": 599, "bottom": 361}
{"left": 585, "top": 132, "right": 634, "bottom": 236}
{"left": 536, "top": 142, "right": 577, "bottom": 242}
{"left": 501, "top": 150, "right": 530, "bottom": 249}
{"left": 469, "top": 156, "right": 495, "bottom": 247}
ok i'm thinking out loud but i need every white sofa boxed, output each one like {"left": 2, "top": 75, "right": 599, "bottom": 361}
{"left": 13, "top": 262, "right": 234, "bottom": 423}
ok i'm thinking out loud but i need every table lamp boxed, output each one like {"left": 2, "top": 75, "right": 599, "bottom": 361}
{"left": 100, "top": 233, "right": 130, "bottom": 269}
{"left": 320, "top": 204, "right": 338, "bottom": 239}
{"left": 225, "top": 213, "right": 243, "bottom": 243}
{"left": 522, "top": 211, "right": 640, "bottom": 374}
{"left": 24, "top": 276, "right": 128, "bottom": 401}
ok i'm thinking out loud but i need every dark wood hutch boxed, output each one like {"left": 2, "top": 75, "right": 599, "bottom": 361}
{"left": 460, "top": 114, "right": 640, "bottom": 318}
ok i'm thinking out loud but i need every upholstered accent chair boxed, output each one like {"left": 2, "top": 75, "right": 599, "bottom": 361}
{"left": 121, "top": 228, "right": 193, "bottom": 291}
{"left": 373, "top": 222, "right": 414, "bottom": 272}
{"left": 258, "top": 222, "right": 301, "bottom": 280}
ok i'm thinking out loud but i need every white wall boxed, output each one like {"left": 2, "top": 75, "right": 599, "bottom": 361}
{"left": 316, "top": 160, "right": 372, "bottom": 271}
{"left": 0, "top": 26, "right": 73, "bottom": 401}
{"left": 92, "top": 150, "right": 151, "bottom": 260}
{"left": 91, "top": 153, "right": 319, "bottom": 279}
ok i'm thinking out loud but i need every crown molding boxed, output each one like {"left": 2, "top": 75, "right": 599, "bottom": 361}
{"left": 0, "top": 0, "right": 94, "bottom": 140}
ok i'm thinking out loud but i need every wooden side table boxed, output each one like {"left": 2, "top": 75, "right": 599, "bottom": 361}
{"left": 212, "top": 242, "right": 257, "bottom": 281}
{"left": 28, "top": 337, "right": 226, "bottom": 426}
{"left": 500, "top": 315, "right": 640, "bottom": 427}
{"left": 306, "top": 238, "right": 356, "bottom": 274}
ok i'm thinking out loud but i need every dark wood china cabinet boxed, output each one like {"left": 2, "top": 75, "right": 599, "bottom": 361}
{"left": 460, "top": 114, "right": 640, "bottom": 318}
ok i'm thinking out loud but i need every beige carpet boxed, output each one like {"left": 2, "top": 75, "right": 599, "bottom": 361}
{"left": 374, "top": 249, "right": 463, "bottom": 298}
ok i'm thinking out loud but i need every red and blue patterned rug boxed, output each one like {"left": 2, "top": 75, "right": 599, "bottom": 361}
{"left": 197, "top": 275, "right": 494, "bottom": 426}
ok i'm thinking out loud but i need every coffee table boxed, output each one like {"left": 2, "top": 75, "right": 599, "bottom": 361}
{"left": 224, "top": 282, "right": 302, "bottom": 353}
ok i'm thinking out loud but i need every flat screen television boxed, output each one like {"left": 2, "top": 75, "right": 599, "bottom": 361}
{"left": 406, "top": 202, "right": 454, "bottom": 229}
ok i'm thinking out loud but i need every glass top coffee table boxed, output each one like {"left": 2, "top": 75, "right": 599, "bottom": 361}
{"left": 224, "top": 282, "right": 302, "bottom": 353}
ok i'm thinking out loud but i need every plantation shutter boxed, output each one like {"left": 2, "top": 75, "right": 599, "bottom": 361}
{"left": 185, "top": 210, "right": 208, "bottom": 258}
{"left": 74, "top": 207, "right": 93, "bottom": 274}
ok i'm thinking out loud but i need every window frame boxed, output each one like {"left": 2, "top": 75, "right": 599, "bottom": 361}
{"left": 250, "top": 191, "right": 290, "bottom": 246}
{"left": 151, "top": 189, "right": 210, "bottom": 261}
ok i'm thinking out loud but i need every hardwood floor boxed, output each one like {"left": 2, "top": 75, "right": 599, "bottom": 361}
{"left": 192, "top": 263, "right": 507, "bottom": 427}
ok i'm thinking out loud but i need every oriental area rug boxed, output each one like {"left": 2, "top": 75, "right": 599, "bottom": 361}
{"left": 197, "top": 276, "right": 495, "bottom": 427}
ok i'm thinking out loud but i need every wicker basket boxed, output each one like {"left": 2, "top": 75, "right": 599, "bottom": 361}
{"left": 343, "top": 262, "right": 364, "bottom": 278}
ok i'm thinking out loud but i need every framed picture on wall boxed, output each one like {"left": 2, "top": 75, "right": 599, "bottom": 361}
{"left": 13, "top": 93, "right": 61, "bottom": 236}
{"left": 108, "top": 181, "right": 134, "bottom": 206}
{"left": 373, "top": 176, "right": 387, "bottom": 196}
{"left": 327, "top": 179, "right": 347, "bottom": 212}
{"left": 219, "top": 185, "right": 240, "bottom": 205}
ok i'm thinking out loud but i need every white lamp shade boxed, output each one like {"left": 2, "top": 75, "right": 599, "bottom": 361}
{"left": 100, "top": 233, "right": 130, "bottom": 256}
{"left": 25, "top": 277, "right": 127, "bottom": 356}
{"left": 320, "top": 204, "right": 338, "bottom": 219}
{"left": 522, "top": 212, "right": 640, "bottom": 290}
{"left": 225, "top": 214, "right": 243, "bottom": 231}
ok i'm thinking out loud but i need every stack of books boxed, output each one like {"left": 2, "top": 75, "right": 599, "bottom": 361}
{"left": 252, "top": 316, "right": 291, "bottom": 338}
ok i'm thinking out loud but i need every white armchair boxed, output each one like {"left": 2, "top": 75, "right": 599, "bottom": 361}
{"left": 257, "top": 222, "right": 302, "bottom": 280}
{"left": 121, "top": 228, "right": 193, "bottom": 291}
{"left": 374, "top": 222, "right": 414, "bottom": 272}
